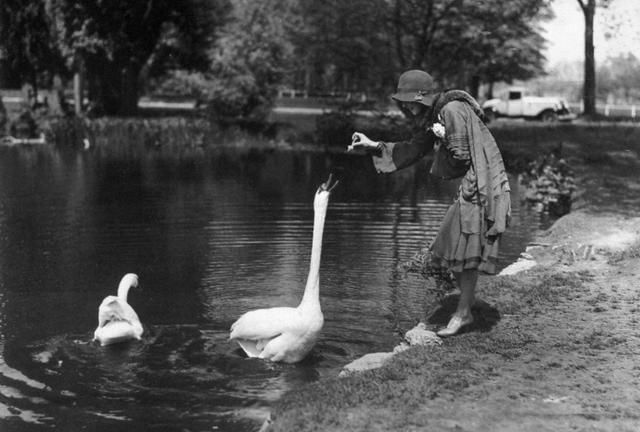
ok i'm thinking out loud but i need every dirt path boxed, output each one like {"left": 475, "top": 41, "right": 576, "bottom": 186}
{"left": 411, "top": 213, "right": 640, "bottom": 431}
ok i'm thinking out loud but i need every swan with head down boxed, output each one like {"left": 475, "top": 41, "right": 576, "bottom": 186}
{"left": 229, "top": 175, "right": 338, "bottom": 363}
{"left": 93, "top": 273, "right": 143, "bottom": 346}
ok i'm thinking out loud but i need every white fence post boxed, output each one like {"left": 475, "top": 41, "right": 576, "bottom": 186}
{"left": 632, "top": 105, "right": 636, "bottom": 118}
{"left": 604, "top": 105, "right": 610, "bottom": 116}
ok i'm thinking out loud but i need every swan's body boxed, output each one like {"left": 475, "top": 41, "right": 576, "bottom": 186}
{"left": 230, "top": 176, "right": 337, "bottom": 363}
{"left": 93, "top": 273, "right": 143, "bottom": 346}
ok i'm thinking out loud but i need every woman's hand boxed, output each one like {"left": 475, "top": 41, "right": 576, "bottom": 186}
{"left": 348, "top": 132, "right": 379, "bottom": 152}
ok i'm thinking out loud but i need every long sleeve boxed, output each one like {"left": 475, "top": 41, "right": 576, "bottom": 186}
{"left": 372, "top": 128, "right": 434, "bottom": 173}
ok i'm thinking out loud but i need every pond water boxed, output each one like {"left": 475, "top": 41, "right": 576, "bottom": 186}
{"left": 0, "top": 145, "right": 545, "bottom": 431}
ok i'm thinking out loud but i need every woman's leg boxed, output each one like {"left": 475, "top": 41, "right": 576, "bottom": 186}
{"left": 437, "top": 269, "right": 477, "bottom": 336}
{"left": 454, "top": 269, "right": 478, "bottom": 318}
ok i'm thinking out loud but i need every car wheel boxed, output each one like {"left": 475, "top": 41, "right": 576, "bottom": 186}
{"left": 539, "top": 110, "right": 558, "bottom": 122}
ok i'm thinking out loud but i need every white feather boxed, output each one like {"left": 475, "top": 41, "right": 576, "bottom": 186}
{"left": 229, "top": 177, "right": 336, "bottom": 363}
{"left": 93, "top": 273, "right": 143, "bottom": 346}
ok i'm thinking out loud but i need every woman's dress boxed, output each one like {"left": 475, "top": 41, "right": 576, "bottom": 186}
{"left": 372, "top": 99, "right": 511, "bottom": 274}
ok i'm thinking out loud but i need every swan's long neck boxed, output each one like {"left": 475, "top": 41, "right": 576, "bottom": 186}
{"left": 117, "top": 273, "right": 138, "bottom": 302}
{"left": 299, "top": 195, "right": 328, "bottom": 309}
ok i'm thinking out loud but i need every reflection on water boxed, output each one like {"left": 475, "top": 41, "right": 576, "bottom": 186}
{"left": 0, "top": 144, "right": 544, "bottom": 430}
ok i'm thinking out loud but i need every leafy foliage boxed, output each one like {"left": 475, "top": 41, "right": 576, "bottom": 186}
{"left": 292, "top": 0, "right": 395, "bottom": 96}
{"left": 50, "top": 0, "right": 231, "bottom": 115}
{"left": 462, "top": 0, "right": 551, "bottom": 92}
{"left": 0, "top": 0, "right": 579, "bottom": 122}
{"left": 205, "top": 0, "right": 299, "bottom": 120}
{"left": 0, "top": 0, "right": 64, "bottom": 89}
{"left": 387, "top": 0, "right": 551, "bottom": 93}
{"left": 151, "top": 70, "right": 212, "bottom": 99}
{"left": 281, "top": 0, "right": 552, "bottom": 99}
{"left": 597, "top": 53, "right": 640, "bottom": 102}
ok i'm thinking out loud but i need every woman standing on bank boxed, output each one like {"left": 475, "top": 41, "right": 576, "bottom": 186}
{"left": 349, "top": 70, "right": 511, "bottom": 337}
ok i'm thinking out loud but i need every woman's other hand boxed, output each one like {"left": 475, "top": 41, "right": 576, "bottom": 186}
{"left": 348, "top": 132, "right": 379, "bottom": 152}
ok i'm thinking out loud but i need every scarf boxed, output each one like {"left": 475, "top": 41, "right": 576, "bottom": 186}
{"left": 430, "top": 89, "right": 486, "bottom": 123}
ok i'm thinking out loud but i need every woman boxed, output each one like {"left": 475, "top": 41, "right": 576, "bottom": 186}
{"left": 349, "top": 70, "right": 511, "bottom": 337}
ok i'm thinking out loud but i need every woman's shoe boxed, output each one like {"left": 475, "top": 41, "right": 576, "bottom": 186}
{"left": 436, "top": 315, "right": 473, "bottom": 337}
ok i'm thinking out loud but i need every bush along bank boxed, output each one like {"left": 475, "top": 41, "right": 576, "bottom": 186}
{"left": 519, "top": 145, "right": 576, "bottom": 218}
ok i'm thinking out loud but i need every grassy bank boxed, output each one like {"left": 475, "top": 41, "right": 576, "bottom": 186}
{"left": 265, "top": 123, "right": 640, "bottom": 431}
{"left": 270, "top": 270, "right": 594, "bottom": 431}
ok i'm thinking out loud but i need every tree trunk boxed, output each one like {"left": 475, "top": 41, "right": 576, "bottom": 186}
{"left": 120, "top": 63, "right": 139, "bottom": 115}
{"left": 579, "top": 0, "right": 596, "bottom": 117}
{"left": 74, "top": 58, "right": 85, "bottom": 115}
{"left": 73, "top": 72, "right": 83, "bottom": 114}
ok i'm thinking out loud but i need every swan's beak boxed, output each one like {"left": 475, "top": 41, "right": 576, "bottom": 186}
{"left": 318, "top": 174, "right": 339, "bottom": 193}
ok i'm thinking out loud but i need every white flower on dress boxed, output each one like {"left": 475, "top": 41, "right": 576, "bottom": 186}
{"left": 431, "top": 122, "right": 446, "bottom": 139}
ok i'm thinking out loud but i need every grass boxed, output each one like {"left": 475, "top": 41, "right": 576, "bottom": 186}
{"left": 270, "top": 268, "right": 593, "bottom": 432}
{"left": 482, "top": 270, "right": 593, "bottom": 314}
{"left": 607, "top": 239, "right": 640, "bottom": 264}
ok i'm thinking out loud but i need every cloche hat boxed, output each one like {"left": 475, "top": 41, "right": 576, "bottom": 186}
{"left": 391, "top": 70, "right": 439, "bottom": 107}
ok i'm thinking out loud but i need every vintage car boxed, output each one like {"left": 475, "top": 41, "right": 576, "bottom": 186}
{"left": 482, "top": 87, "right": 575, "bottom": 122}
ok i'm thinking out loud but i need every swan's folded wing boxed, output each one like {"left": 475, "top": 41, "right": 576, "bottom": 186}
{"left": 229, "top": 307, "right": 299, "bottom": 341}
{"left": 97, "top": 297, "right": 136, "bottom": 327}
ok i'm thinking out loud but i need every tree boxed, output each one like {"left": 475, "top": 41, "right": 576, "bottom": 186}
{"left": 609, "top": 53, "right": 640, "bottom": 102}
{"left": 51, "top": 0, "right": 231, "bottom": 115}
{"left": 293, "top": 0, "right": 394, "bottom": 96}
{"left": 576, "top": 0, "right": 615, "bottom": 117}
{"left": 206, "top": 0, "right": 300, "bottom": 120}
{"left": 576, "top": 0, "right": 597, "bottom": 116}
{"left": 389, "top": 0, "right": 463, "bottom": 72}
{"left": 287, "top": 0, "right": 551, "bottom": 99}
{"left": 459, "top": 0, "right": 551, "bottom": 98}
{"left": 0, "top": 0, "right": 64, "bottom": 92}
{"left": 598, "top": 53, "right": 640, "bottom": 103}
{"left": 387, "top": 0, "right": 550, "bottom": 96}
{"left": 596, "top": 61, "right": 614, "bottom": 102}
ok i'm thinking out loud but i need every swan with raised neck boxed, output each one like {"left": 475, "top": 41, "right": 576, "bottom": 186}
{"left": 229, "top": 174, "right": 338, "bottom": 363}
